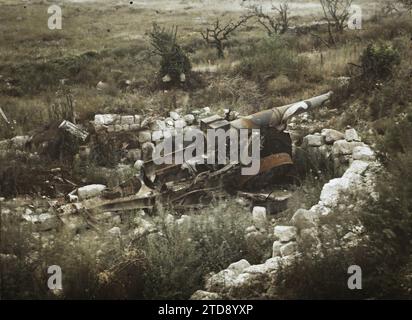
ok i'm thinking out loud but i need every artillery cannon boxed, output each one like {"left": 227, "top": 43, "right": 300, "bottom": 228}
{"left": 89, "top": 91, "right": 333, "bottom": 212}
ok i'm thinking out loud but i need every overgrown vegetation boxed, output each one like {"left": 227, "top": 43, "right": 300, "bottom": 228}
{"left": 2, "top": 1, "right": 412, "bottom": 300}
{"left": 274, "top": 17, "right": 412, "bottom": 298}
{"left": 359, "top": 43, "right": 401, "bottom": 82}
{"left": 235, "top": 37, "right": 308, "bottom": 83}
{"left": 0, "top": 202, "right": 271, "bottom": 299}
{"left": 149, "top": 23, "right": 192, "bottom": 87}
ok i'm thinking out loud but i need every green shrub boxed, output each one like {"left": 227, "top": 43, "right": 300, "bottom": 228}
{"left": 360, "top": 43, "right": 400, "bottom": 82}
{"left": 138, "top": 202, "right": 271, "bottom": 299}
{"left": 0, "top": 200, "right": 272, "bottom": 299}
{"left": 275, "top": 110, "right": 412, "bottom": 299}
{"left": 234, "top": 37, "right": 307, "bottom": 83}
{"left": 149, "top": 23, "right": 192, "bottom": 87}
{"left": 275, "top": 190, "right": 412, "bottom": 299}
{"left": 368, "top": 68, "right": 412, "bottom": 120}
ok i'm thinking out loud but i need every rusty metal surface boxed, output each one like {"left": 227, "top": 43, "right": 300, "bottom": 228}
{"left": 237, "top": 152, "right": 293, "bottom": 186}
{"left": 87, "top": 184, "right": 157, "bottom": 212}
{"left": 230, "top": 91, "right": 332, "bottom": 130}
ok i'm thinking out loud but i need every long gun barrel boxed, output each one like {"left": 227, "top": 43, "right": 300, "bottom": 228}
{"left": 230, "top": 91, "right": 333, "bottom": 130}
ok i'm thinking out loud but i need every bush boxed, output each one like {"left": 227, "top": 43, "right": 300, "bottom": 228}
{"left": 360, "top": 43, "right": 400, "bottom": 82}
{"left": 275, "top": 189, "right": 412, "bottom": 299}
{"left": 0, "top": 200, "right": 272, "bottom": 299}
{"left": 149, "top": 23, "right": 192, "bottom": 87}
{"left": 275, "top": 110, "right": 412, "bottom": 299}
{"left": 138, "top": 201, "right": 271, "bottom": 299}
{"left": 0, "top": 212, "right": 110, "bottom": 299}
{"left": 367, "top": 67, "right": 412, "bottom": 120}
{"left": 234, "top": 37, "right": 307, "bottom": 83}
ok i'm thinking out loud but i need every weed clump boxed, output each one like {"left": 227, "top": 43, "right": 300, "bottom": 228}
{"left": 149, "top": 23, "right": 192, "bottom": 88}
{"left": 360, "top": 43, "right": 400, "bottom": 82}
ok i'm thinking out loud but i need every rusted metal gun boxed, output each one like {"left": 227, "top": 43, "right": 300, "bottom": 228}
{"left": 87, "top": 91, "right": 333, "bottom": 212}
{"left": 230, "top": 91, "right": 333, "bottom": 186}
{"left": 230, "top": 91, "right": 333, "bottom": 131}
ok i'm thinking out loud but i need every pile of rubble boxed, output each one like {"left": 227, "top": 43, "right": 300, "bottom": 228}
{"left": 93, "top": 107, "right": 210, "bottom": 135}
{"left": 191, "top": 128, "right": 380, "bottom": 300}
{"left": 0, "top": 106, "right": 243, "bottom": 236}
{"left": 303, "top": 127, "right": 376, "bottom": 171}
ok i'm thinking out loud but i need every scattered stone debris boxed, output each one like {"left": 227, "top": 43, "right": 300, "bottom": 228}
{"left": 59, "top": 120, "right": 89, "bottom": 141}
{"left": 2, "top": 90, "right": 381, "bottom": 301}
{"left": 1, "top": 92, "right": 333, "bottom": 237}
{"left": 191, "top": 126, "right": 380, "bottom": 299}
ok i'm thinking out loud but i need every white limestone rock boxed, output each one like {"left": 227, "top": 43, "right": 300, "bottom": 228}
{"left": 151, "top": 130, "right": 164, "bottom": 142}
{"left": 184, "top": 114, "right": 195, "bottom": 125}
{"left": 244, "top": 263, "right": 270, "bottom": 274}
{"left": 280, "top": 241, "right": 297, "bottom": 257}
{"left": 303, "top": 134, "right": 324, "bottom": 147}
{"left": 319, "top": 177, "right": 351, "bottom": 208}
{"left": 164, "top": 117, "right": 174, "bottom": 128}
{"left": 228, "top": 259, "right": 251, "bottom": 275}
{"left": 352, "top": 146, "right": 375, "bottom": 161}
{"left": 169, "top": 111, "right": 180, "bottom": 120}
{"left": 191, "top": 290, "right": 222, "bottom": 300}
{"left": 94, "top": 114, "right": 117, "bottom": 126}
{"left": 345, "top": 128, "right": 361, "bottom": 142}
{"left": 133, "top": 160, "right": 144, "bottom": 171}
{"left": 272, "top": 240, "right": 282, "bottom": 257}
{"left": 138, "top": 131, "right": 152, "bottom": 144}
{"left": 291, "top": 208, "right": 319, "bottom": 229}
{"left": 264, "top": 257, "right": 281, "bottom": 272}
{"left": 77, "top": 184, "right": 106, "bottom": 200}
{"left": 252, "top": 206, "right": 267, "bottom": 227}
{"left": 121, "top": 115, "right": 134, "bottom": 125}
{"left": 228, "top": 272, "right": 266, "bottom": 299}
{"left": 134, "top": 115, "right": 141, "bottom": 126}
{"left": 174, "top": 119, "right": 187, "bottom": 129}
{"left": 332, "top": 140, "right": 364, "bottom": 155}
{"left": 321, "top": 128, "right": 344, "bottom": 144}
{"left": 205, "top": 269, "right": 238, "bottom": 292}
{"left": 274, "top": 225, "right": 297, "bottom": 242}
{"left": 344, "top": 160, "right": 370, "bottom": 176}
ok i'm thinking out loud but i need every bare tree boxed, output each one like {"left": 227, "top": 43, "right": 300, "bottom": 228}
{"left": 252, "top": 6, "right": 279, "bottom": 36}
{"left": 201, "top": 16, "right": 251, "bottom": 58}
{"left": 398, "top": 0, "right": 412, "bottom": 12}
{"left": 381, "top": 1, "right": 401, "bottom": 15}
{"left": 275, "top": 2, "right": 291, "bottom": 34}
{"left": 381, "top": 0, "right": 412, "bottom": 16}
{"left": 250, "top": 2, "right": 291, "bottom": 36}
{"left": 319, "top": 0, "right": 353, "bottom": 44}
